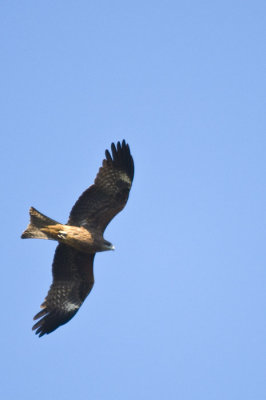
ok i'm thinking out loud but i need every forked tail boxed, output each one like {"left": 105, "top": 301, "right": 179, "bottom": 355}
{"left": 21, "top": 207, "right": 60, "bottom": 240}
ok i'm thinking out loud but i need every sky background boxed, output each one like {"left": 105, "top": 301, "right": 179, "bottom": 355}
{"left": 1, "top": 1, "right": 265, "bottom": 399}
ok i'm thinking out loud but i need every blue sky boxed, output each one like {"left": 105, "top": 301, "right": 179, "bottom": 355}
{"left": 1, "top": 1, "right": 265, "bottom": 399}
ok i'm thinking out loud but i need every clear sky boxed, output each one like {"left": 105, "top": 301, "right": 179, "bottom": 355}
{"left": 1, "top": 1, "right": 265, "bottom": 399}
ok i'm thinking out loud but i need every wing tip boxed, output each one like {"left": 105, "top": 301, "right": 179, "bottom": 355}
{"left": 106, "top": 140, "right": 134, "bottom": 182}
{"left": 32, "top": 305, "right": 80, "bottom": 337}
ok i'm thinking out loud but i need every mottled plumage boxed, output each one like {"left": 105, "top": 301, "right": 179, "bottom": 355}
{"left": 32, "top": 245, "right": 95, "bottom": 336}
{"left": 22, "top": 140, "right": 134, "bottom": 337}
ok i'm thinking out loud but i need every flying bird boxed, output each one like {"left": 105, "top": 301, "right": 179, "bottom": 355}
{"left": 21, "top": 140, "right": 134, "bottom": 337}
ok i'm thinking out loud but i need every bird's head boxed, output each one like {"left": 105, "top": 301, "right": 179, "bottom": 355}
{"left": 102, "top": 239, "right": 115, "bottom": 251}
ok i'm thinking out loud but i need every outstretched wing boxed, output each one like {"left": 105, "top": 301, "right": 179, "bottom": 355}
{"left": 68, "top": 140, "right": 134, "bottom": 233}
{"left": 32, "top": 244, "right": 95, "bottom": 337}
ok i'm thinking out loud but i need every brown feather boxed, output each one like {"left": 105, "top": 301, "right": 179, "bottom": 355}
{"left": 32, "top": 244, "right": 95, "bottom": 337}
{"left": 68, "top": 140, "right": 134, "bottom": 232}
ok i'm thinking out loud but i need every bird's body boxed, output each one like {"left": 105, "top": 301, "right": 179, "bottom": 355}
{"left": 22, "top": 207, "right": 114, "bottom": 253}
{"left": 21, "top": 140, "right": 134, "bottom": 337}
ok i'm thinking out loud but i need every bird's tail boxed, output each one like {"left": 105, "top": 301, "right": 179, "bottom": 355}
{"left": 21, "top": 207, "right": 61, "bottom": 240}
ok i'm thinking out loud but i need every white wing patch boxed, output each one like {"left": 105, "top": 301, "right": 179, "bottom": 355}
{"left": 64, "top": 302, "right": 80, "bottom": 312}
{"left": 119, "top": 172, "right": 132, "bottom": 185}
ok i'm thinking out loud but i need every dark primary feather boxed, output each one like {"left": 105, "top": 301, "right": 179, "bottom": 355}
{"left": 32, "top": 244, "right": 95, "bottom": 337}
{"left": 68, "top": 140, "right": 134, "bottom": 233}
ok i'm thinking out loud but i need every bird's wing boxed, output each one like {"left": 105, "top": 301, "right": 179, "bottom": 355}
{"left": 68, "top": 140, "right": 134, "bottom": 233}
{"left": 32, "top": 244, "right": 95, "bottom": 337}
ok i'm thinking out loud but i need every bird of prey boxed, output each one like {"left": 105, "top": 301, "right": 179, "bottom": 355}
{"left": 21, "top": 140, "right": 134, "bottom": 337}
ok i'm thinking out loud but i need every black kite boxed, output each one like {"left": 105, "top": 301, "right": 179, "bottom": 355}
{"left": 21, "top": 140, "right": 134, "bottom": 337}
